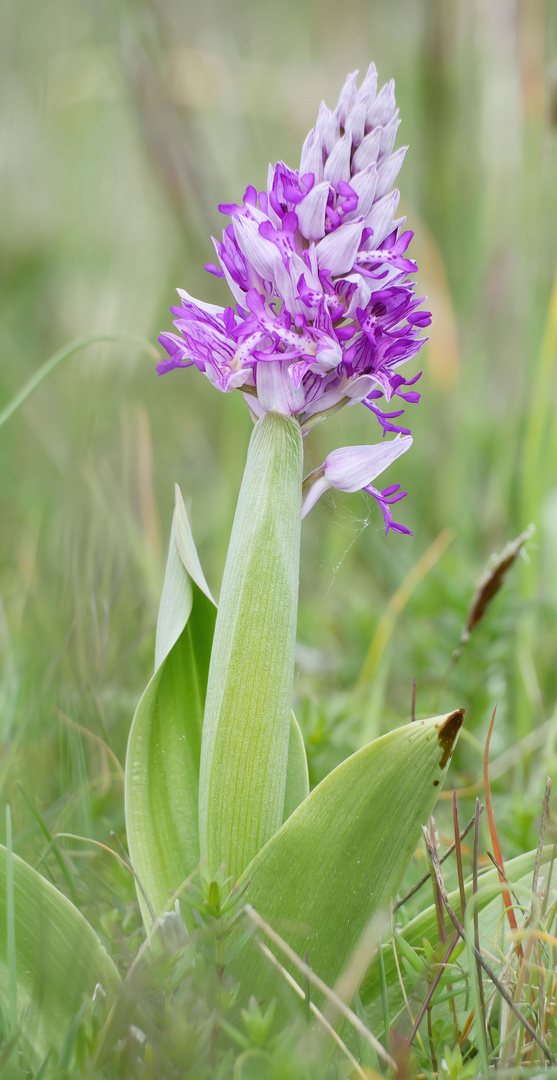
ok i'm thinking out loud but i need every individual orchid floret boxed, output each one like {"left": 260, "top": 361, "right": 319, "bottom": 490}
{"left": 301, "top": 433, "right": 413, "bottom": 533}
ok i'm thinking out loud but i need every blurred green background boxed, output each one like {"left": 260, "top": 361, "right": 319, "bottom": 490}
{"left": 1, "top": 0, "right": 557, "bottom": 924}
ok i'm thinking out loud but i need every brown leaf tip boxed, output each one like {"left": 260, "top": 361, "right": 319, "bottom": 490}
{"left": 437, "top": 709, "right": 465, "bottom": 768}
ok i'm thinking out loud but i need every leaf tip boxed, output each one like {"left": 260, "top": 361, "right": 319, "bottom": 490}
{"left": 437, "top": 708, "right": 465, "bottom": 769}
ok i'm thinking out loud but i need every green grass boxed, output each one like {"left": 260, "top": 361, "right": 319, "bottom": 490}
{"left": 2, "top": 0, "right": 557, "bottom": 1074}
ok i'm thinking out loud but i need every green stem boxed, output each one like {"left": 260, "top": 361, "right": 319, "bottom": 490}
{"left": 199, "top": 411, "right": 303, "bottom": 881}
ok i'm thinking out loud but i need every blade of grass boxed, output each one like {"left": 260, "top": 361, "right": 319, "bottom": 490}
{"left": 244, "top": 904, "right": 396, "bottom": 1071}
{"left": 377, "top": 938, "right": 390, "bottom": 1048}
{"left": 0, "top": 333, "right": 159, "bottom": 431}
{"left": 484, "top": 705, "right": 521, "bottom": 951}
{"left": 473, "top": 796, "right": 489, "bottom": 1042}
{"left": 424, "top": 826, "right": 556, "bottom": 1065}
{"left": 255, "top": 939, "right": 371, "bottom": 1080}
{"left": 408, "top": 932, "right": 459, "bottom": 1046}
{"left": 454, "top": 792, "right": 467, "bottom": 918}
{"left": 357, "top": 527, "right": 455, "bottom": 688}
{"left": 6, "top": 806, "right": 17, "bottom": 1039}
{"left": 521, "top": 261, "right": 557, "bottom": 531}
{"left": 17, "top": 785, "right": 78, "bottom": 904}
{"left": 532, "top": 778, "right": 552, "bottom": 900}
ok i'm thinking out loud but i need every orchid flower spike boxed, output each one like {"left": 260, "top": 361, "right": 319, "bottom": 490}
{"left": 302, "top": 434, "right": 413, "bottom": 534}
{"left": 158, "top": 64, "right": 430, "bottom": 534}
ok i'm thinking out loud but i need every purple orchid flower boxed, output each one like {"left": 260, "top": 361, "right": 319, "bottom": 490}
{"left": 158, "top": 64, "right": 430, "bottom": 533}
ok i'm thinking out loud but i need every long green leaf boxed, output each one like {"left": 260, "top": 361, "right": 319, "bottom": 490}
{"left": 231, "top": 710, "right": 464, "bottom": 1005}
{"left": 125, "top": 486, "right": 216, "bottom": 928}
{"left": 0, "top": 845, "right": 119, "bottom": 1063}
{"left": 199, "top": 411, "right": 303, "bottom": 881}
{"left": 126, "top": 484, "right": 309, "bottom": 928}
{"left": 361, "top": 846, "right": 553, "bottom": 1024}
{"left": 284, "top": 712, "right": 310, "bottom": 822}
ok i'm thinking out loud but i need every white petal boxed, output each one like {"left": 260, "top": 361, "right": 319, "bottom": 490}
{"left": 232, "top": 216, "right": 283, "bottom": 282}
{"left": 256, "top": 360, "right": 306, "bottom": 414}
{"left": 176, "top": 287, "right": 225, "bottom": 317}
{"left": 376, "top": 147, "right": 407, "bottom": 199}
{"left": 297, "top": 182, "right": 330, "bottom": 242}
{"left": 315, "top": 219, "right": 364, "bottom": 276}
{"left": 300, "top": 128, "right": 325, "bottom": 183}
{"left": 219, "top": 263, "right": 247, "bottom": 305}
{"left": 343, "top": 165, "right": 378, "bottom": 222}
{"left": 351, "top": 128, "right": 382, "bottom": 173}
{"left": 344, "top": 100, "right": 368, "bottom": 147}
{"left": 324, "top": 434, "right": 413, "bottom": 492}
{"left": 334, "top": 71, "right": 358, "bottom": 127}
{"left": 366, "top": 80, "right": 396, "bottom": 130}
{"left": 315, "top": 102, "right": 340, "bottom": 156}
{"left": 273, "top": 259, "right": 307, "bottom": 316}
{"left": 301, "top": 474, "right": 331, "bottom": 518}
{"left": 364, "top": 190, "right": 400, "bottom": 248}
{"left": 344, "top": 373, "right": 377, "bottom": 401}
{"left": 355, "top": 63, "right": 378, "bottom": 107}
{"left": 323, "top": 133, "right": 352, "bottom": 185}
{"left": 379, "top": 113, "right": 401, "bottom": 158}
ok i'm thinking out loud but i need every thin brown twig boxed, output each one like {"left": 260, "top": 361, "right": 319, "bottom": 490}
{"left": 394, "top": 810, "right": 480, "bottom": 913}
{"left": 423, "top": 826, "right": 556, "bottom": 1065}
{"left": 485, "top": 852, "right": 524, "bottom": 912}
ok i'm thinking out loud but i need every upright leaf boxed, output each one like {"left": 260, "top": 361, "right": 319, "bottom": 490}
{"left": 0, "top": 845, "right": 120, "bottom": 1064}
{"left": 231, "top": 711, "right": 464, "bottom": 1005}
{"left": 125, "top": 487, "right": 216, "bottom": 928}
{"left": 284, "top": 712, "right": 310, "bottom": 822}
{"left": 199, "top": 412, "right": 303, "bottom": 881}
